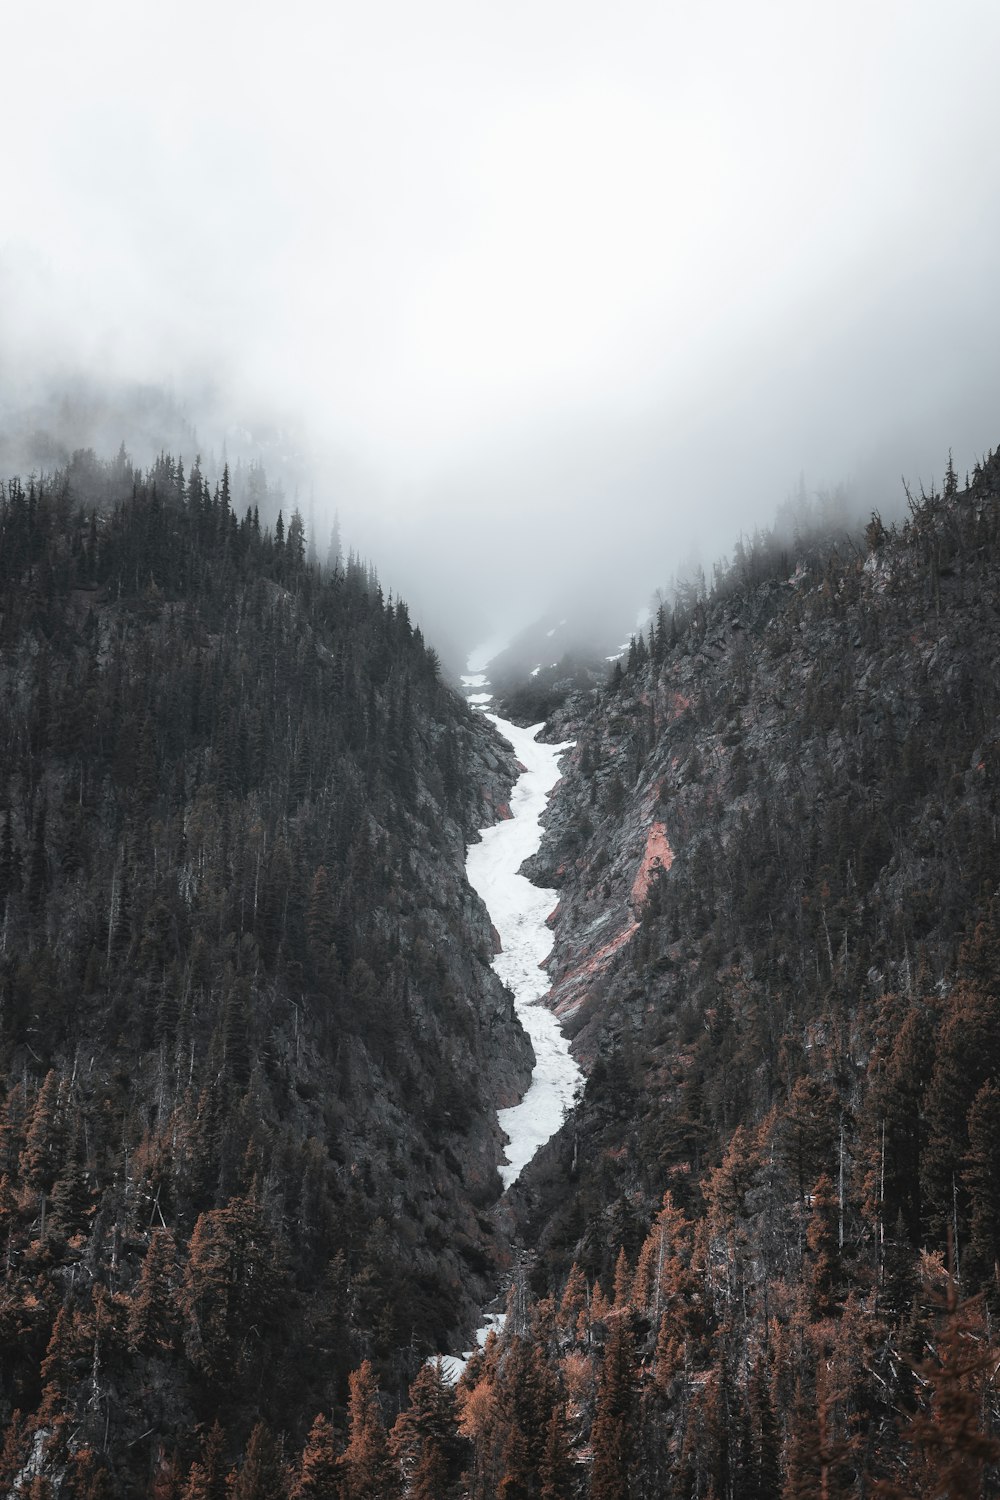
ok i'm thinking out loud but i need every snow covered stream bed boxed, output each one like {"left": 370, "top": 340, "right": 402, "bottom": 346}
{"left": 439, "top": 660, "right": 583, "bottom": 1378}
{"left": 466, "top": 711, "right": 582, "bottom": 1187}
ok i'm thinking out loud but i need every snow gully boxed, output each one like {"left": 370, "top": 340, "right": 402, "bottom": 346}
{"left": 436, "top": 653, "right": 583, "bottom": 1379}
{"left": 460, "top": 656, "right": 583, "bottom": 1188}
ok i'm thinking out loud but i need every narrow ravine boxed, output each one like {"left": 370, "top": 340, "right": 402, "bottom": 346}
{"left": 466, "top": 712, "right": 582, "bottom": 1188}
{"left": 439, "top": 651, "right": 582, "bottom": 1377}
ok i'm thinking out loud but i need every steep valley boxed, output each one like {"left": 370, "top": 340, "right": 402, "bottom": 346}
{"left": 3, "top": 442, "right": 1000, "bottom": 1496}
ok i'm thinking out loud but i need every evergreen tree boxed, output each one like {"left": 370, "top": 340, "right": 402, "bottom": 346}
{"left": 291, "top": 1414, "right": 340, "bottom": 1500}
{"left": 391, "top": 1361, "right": 462, "bottom": 1500}
{"left": 181, "top": 1422, "right": 227, "bottom": 1500}
{"left": 228, "top": 1421, "right": 288, "bottom": 1500}
{"left": 341, "top": 1361, "right": 399, "bottom": 1500}
{"left": 21, "top": 1070, "right": 66, "bottom": 1198}
{"left": 965, "top": 1078, "right": 1000, "bottom": 1287}
{"left": 128, "top": 1227, "right": 180, "bottom": 1353}
{"left": 538, "top": 1405, "right": 573, "bottom": 1500}
{"left": 590, "top": 1312, "right": 637, "bottom": 1500}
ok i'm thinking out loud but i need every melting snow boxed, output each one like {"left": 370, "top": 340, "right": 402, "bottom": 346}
{"left": 466, "top": 712, "right": 582, "bottom": 1188}
{"left": 437, "top": 658, "right": 583, "bottom": 1380}
{"left": 467, "top": 633, "right": 511, "bottom": 675}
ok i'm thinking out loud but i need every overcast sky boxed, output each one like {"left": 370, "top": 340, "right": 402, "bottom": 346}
{"left": 4, "top": 1, "right": 1000, "bottom": 652}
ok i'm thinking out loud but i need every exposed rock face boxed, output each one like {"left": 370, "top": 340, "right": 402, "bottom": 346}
{"left": 630, "top": 820, "right": 674, "bottom": 908}
{"left": 510, "top": 459, "right": 1000, "bottom": 1298}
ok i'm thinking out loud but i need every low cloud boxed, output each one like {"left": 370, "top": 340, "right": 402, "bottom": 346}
{"left": 4, "top": 0, "right": 1000, "bottom": 655}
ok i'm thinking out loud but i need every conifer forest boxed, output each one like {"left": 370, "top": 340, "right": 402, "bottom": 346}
{"left": 2, "top": 439, "right": 1000, "bottom": 1498}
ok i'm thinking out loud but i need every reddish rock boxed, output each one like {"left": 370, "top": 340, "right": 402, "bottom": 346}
{"left": 490, "top": 923, "right": 502, "bottom": 953}
{"left": 496, "top": 802, "right": 513, "bottom": 820}
{"left": 547, "top": 920, "right": 640, "bottom": 1014}
{"left": 631, "top": 821, "right": 674, "bottom": 908}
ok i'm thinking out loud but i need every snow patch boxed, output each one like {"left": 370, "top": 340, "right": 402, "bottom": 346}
{"left": 467, "top": 633, "right": 511, "bottom": 674}
{"left": 437, "top": 1311, "right": 507, "bottom": 1383}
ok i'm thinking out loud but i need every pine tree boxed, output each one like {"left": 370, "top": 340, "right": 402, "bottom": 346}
{"left": 38, "top": 1302, "right": 89, "bottom": 1419}
{"left": 47, "top": 1113, "right": 92, "bottom": 1241}
{"left": 306, "top": 865, "right": 337, "bottom": 984}
{"left": 557, "top": 1263, "right": 588, "bottom": 1338}
{"left": 128, "top": 1227, "right": 180, "bottom": 1353}
{"left": 781, "top": 1378, "right": 820, "bottom": 1500}
{"left": 963, "top": 1078, "right": 1000, "bottom": 1287}
{"left": 341, "top": 1361, "right": 399, "bottom": 1500}
{"left": 873, "top": 1277, "right": 1000, "bottom": 1498}
{"left": 181, "top": 1193, "right": 285, "bottom": 1382}
{"left": 0, "top": 1081, "right": 29, "bottom": 1176}
{"left": 611, "top": 1246, "right": 632, "bottom": 1308}
{"left": 805, "top": 1172, "right": 842, "bottom": 1317}
{"left": 228, "top": 1421, "right": 288, "bottom": 1500}
{"left": 291, "top": 1414, "right": 340, "bottom": 1500}
{"left": 746, "top": 1360, "right": 780, "bottom": 1500}
{"left": 497, "top": 1421, "right": 531, "bottom": 1500}
{"left": 63, "top": 1445, "right": 113, "bottom": 1499}
{"left": 590, "top": 1311, "right": 637, "bottom": 1500}
{"left": 922, "top": 982, "right": 1000, "bottom": 1249}
{"left": 0, "top": 1411, "right": 32, "bottom": 1495}
{"left": 287, "top": 510, "right": 306, "bottom": 569}
{"left": 26, "top": 804, "right": 49, "bottom": 913}
{"left": 390, "top": 1361, "right": 462, "bottom": 1499}
{"left": 538, "top": 1405, "right": 573, "bottom": 1500}
{"left": 632, "top": 1191, "right": 692, "bottom": 1321}
{"left": 21, "top": 1070, "right": 66, "bottom": 1198}
{"left": 181, "top": 1422, "right": 227, "bottom": 1500}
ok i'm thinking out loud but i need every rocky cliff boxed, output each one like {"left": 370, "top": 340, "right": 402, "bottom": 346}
{"left": 512, "top": 454, "right": 1000, "bottom": 1292}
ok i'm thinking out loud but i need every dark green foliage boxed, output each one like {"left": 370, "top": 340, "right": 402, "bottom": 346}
{"left": 0, "top": 447, "right": 526, "bottom": 1491}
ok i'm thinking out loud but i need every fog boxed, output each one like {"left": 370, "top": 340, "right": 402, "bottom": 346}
{"left": 4, "top": 0, "right": 1000, "bottom": 660}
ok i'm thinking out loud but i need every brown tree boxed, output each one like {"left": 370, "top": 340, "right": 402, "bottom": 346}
{"left": 181, "top": 1421, "right": 227, "bottom": 1500}
{"left": 128, "top": 1227, "right": 180, "bottom": 1354}
{"left": 590, "top": 1312, "right": 637, "bottom": 1500}
{"left": 340, "top": 1361, "right": 399, "bottom": 1500}
{"left": 291, "top": 1414, "right": 340, "bottom": 1500}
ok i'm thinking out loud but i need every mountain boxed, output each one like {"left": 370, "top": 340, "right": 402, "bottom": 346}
{"left": 468, "top": 450, "right": 1000, "bottom": 1496}
{"left": 3, "top": 434, "right": 1000, "bottom": 1497}
{"left": 0, "top": 448, "right": 531, "bottom": 1491}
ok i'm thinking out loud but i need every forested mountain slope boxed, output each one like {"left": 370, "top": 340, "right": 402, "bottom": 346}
{"left": 462, "top": 452, "right": 1000, "bottom": 1496}
{"left": 0, "top": 448, "right": 530, "bottom": 1493}
{"left": 5, "top": 437, "right": 1000, "bottom": 1498}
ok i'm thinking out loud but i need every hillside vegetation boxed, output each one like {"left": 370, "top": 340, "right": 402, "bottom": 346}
{"left": 4, "top": 438, "right": 1000, "bottom": 1497}
{"left": 0, "top": 448, "right": 530, "bottom": 1494}
{"left": 481, "top": 450, "right": 1000, "bottom": 1496}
